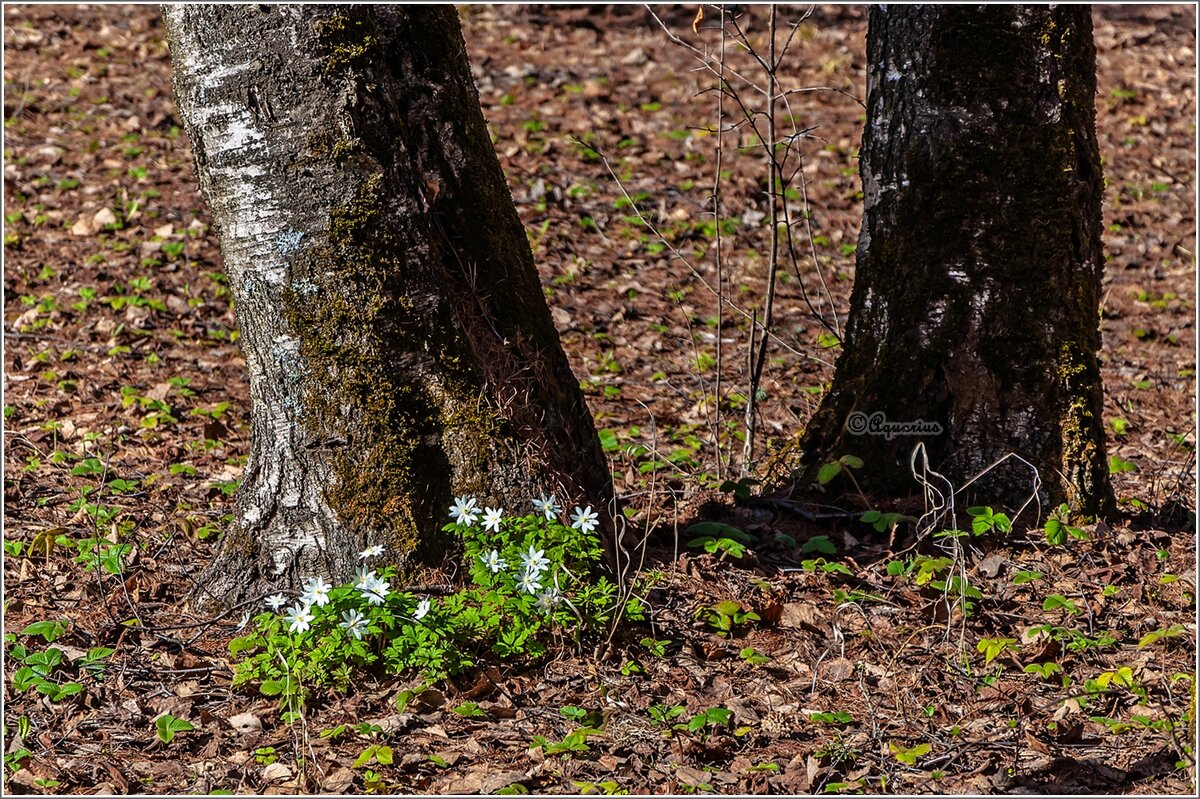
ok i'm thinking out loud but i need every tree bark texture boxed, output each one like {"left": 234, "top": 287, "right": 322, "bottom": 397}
{"left": 164, "top": 5, "right": 612, "bottom": 605}
{"left": 799, "top": 5, "right": 1115, "bottom": 516}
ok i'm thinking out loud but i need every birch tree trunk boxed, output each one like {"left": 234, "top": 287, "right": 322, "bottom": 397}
{"left": 799, "top": 5, "right": 1115, "bottom": 516}
{"left": 163, "top": 5, "right": 612, "bottom": 606}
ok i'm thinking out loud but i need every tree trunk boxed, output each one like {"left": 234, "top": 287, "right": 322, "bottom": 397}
{"left": 798, "top": 5, "right": 1115, "bottom": 517}
{"left": 163, "top": 5, "right": 612, "bottom": 606}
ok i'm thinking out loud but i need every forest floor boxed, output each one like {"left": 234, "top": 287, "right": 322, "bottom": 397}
{"left": 2, "top": 4, "right": 1196, "bottom": 795}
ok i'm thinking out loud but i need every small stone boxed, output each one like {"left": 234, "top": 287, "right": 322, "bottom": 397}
{"left": 323, "top": 767, "right": 354, "bottom": 793}
{"left": 621, "top": 47, "right": 649, "bottom": 66}
{"left": 261, "top": 762, "right": 291, "bottom": 782}
{"left": 227, "top": 712, "right": 262, "bottom": 735}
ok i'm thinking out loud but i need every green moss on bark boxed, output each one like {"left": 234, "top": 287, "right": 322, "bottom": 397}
{"left": 281, "top": 171, "right": 508, "bottom": 562}
{"left": 313, "top": 10, "right": 383, "bottom": 75}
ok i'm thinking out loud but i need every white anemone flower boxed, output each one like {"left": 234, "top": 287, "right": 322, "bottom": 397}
{"left": 285, "top": 603, "right": 314, "bottom": 634}
{"left": 481, "top": 549, "right": 508, "bottom": 574}
{"left": 300, "top": 576, "right": 332, "bottom": 607}
{"left": 353, "top": 565, "right": 377, "bottom": 589}
{"left": 264, "top": 593, "right": 287, "bottom": 611}
{"left": 532, "top": 494, "right": 561, "bottom": 520}
{"left": 357, "top": 544, "right": 384, "bottom": 561}
{"left": 413, "top": 598, "right": 432, "bottom": 621}
{"left": 482, "top": 506, "right": 504, "bottom": 533}
{"left": 449, "top": 495, "right": 480, "bottom": 526}
{"left": 535, "top": 589, "right": 561, "bottom": 614}
{"left": 340, "top": 609, "right": 368, "bottom": 640}
{"left": 360, "top": 575, "right": 390, "bottom": 606}
{"left": 570, "top": 506, "right": 599, "bottom": 535}
{"left": 520, "top": 545, "right": 550, "bottom": 575}
{"left": 516, "top": 568, "right": 543, "bottom": 595}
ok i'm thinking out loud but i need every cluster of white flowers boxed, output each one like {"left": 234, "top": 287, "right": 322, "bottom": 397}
{"left": 451, "top": 494, "right": 599, "bottom": 615}
{"left": 353, "top": 565, "right": 390, "bottom": 606}
{"left": 262, "top": 545, "right": 431, "bottom": 636}
{"left": 450, "top": 493, "right": 599, "bottom": 536}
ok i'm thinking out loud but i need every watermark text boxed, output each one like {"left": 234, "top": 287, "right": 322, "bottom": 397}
{"left": 845, "top": 411, "right": 942, "bottom": 440}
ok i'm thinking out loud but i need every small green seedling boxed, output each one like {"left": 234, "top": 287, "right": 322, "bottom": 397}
{"left": 1044, "top": 504, "right": 1088, "bottom": 545}
{"left": 451, "top": 701, "right": 487, "bottom": 718}
{"left": 889, "top": 740, "right": 931, "bottom": 766}
{"left": 817, "top": 454, "right": 863, "bottom": 485}
{"left": 531, "top": 726, "right": 601, "bottom": 756}
{"left": 697, "top": 600, "right": 759, "bottom": 637}
{"left": 976, "top": 637, "right": 1019, "bottom": 665}
{"left": 155, "top": 714, "right": 195, "bottom": 745}
{"left": 1023, "top": 662, "right": 1063, "bottom": 680}
{"left": 967, "top": 506, "right": 1012, "bottom": 535}
{"left": 647, "top": 704, "right": 686, "bottom": 726}
{"left": 860, "top": 510, "right": 917, "bottom": 534}
{"left": 1138, "top": 624, "right": 1186, "bottom": 648}
{"left": 353, "top": 744, "right": 394, "bottom": 768}
{"left": 739, "top": 647, "right": 770, "bottom": 664}
{"left": 676, "top": 706, "right": 733, "bottom": 734}
{"left": 800, "top": 535, "right": 837, "bottom": 555}
{"left": 640, "top": 637, "right": 671, "bottom": 658}
{"left": 1042, "top": 594, "right": 1080, "bottom": 615}
{"left": 687, "top": 522, "right": 754, "bottom": 560}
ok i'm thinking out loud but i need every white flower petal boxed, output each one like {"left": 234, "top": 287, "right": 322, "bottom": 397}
{"left": 482, "top": 507, "right": 504, "bottom": 533}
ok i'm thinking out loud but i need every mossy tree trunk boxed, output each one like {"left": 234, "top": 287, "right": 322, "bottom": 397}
{"left": 164, "top": 5, "right": 612, "bottom": 606}
{"left": 798, "top": 5, "right": 1115, "bottom": 517}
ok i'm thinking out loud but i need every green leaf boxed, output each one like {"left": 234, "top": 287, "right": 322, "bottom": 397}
{"left": 889, "top": 740, "right": 931, "bottom": 765}
{"left": 228, "top": 634, "right": 259, "bottom": 657}
{"left": 808, "top": 710, "right": 854, "bottom": 724}
{"left": 84, "top": 646, "right": 115, "bottom": 663}
{"left": 24, "top": 648, "right": 63, "bottom": 677}
{"left": 452, "top": 701, "right": 487, "bottom": 718}
{"left": 353, "top": 744, "right": 393, "bottom": 768}
{"left": 21, "top": 619, "right": 67, "bottom": 643}
{"left": 155, "top": 714, "right": 194, "bottom": 744}
{"left": 1109, "top": 455, "right": 1137, "bottom": 474}
{"left": 70, "top": 458, "right": 104, "bottom": 476}
{"left": 817, "top": 462, "right": 842, "bottom": 485}
{"left": 712, "top": 600, "right": 742, "bottom": 617}
{"left": 1042, "top": 594, "right": 1078, "bottom": 614}
{"left": 704, "top": 707, "right": 732, "bottom": 726}
{"left": 838, "top": 455, "right": 863, "bottom": 470}
{"left": 50, "top": 682, "right": 84, "bottom": 701}
{"left": 739, "top": 647, "right": 770, "bottom": 664}
{"left": 800, "top": 535, "right": 837, "bottom": 555}
{"left": 1044, "top": 518, "right": 1066, "bottom": 545}
{"left": 1012, "top": 570, "right": 1043, "bottom": 585}
{"left": 11, "top": 667, "right": 40, "bottom": 692}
